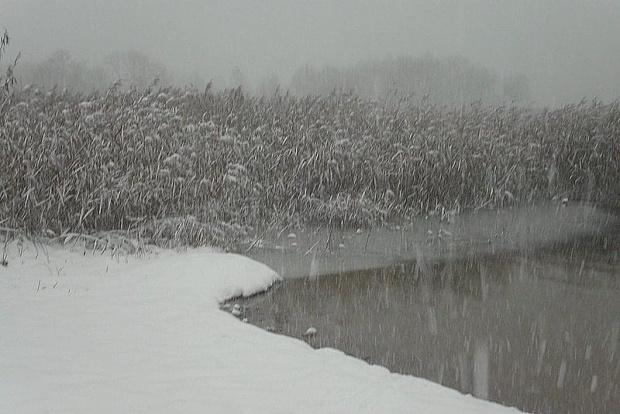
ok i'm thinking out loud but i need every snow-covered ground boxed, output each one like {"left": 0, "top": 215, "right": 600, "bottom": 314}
{"left": 0, "top": 241, "right": 521, "bottom": 413}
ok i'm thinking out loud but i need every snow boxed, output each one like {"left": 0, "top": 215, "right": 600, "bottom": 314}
{"left": 0, "top": 241, "right": 522, "bottom": 413}
{"left": 303, "top": 327, "right": 318, "bottom": 337}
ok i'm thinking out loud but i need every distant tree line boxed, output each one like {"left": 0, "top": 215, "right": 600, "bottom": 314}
{"left": 14, "top": 47, "right": 530, "bottom": 107}
{"left": 289, "top": 55, "right": 531, "bottom": 106}
{"left": 16, "top": 49, "right": 171, "bottom": 92}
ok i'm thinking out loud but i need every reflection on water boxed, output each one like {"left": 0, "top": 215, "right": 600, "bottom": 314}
{"left": 234, "top": 204, "right": 620, "bottom": 413}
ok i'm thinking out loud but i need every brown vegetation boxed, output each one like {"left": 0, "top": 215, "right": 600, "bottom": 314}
{"left": 1, "top": 85, "right": 619, "bottom": 249}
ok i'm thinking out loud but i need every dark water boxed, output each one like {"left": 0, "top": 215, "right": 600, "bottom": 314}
{"left": 231, "top": 203, "right": 620, "bottom": 413}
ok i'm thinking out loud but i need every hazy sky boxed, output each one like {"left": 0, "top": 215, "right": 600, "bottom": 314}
{"left": 2, "top": 0, "right": 620, "bottom": 105}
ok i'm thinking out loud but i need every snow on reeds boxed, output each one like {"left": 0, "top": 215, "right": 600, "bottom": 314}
{"left": 1, "top": 85, "right": 619, "bottom": 249}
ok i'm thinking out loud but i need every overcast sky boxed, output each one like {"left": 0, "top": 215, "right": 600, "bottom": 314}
{"left": 2, "top": 0, "right": 620, "bottom": 105}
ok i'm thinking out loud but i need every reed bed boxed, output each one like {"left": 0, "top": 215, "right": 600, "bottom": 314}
{"left": 1, "top": 85, "right": 619, "bottom": 249}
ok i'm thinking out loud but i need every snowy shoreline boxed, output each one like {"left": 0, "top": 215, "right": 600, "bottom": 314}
{"left": 1, "top": 242, "right": 521, "bottom": 413}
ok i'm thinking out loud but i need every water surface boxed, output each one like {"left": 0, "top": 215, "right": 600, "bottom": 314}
{"left": 233, "top": 203, "right": 620, "bottom": 413}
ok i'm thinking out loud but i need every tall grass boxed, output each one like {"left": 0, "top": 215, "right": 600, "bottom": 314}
{"left": 1, "top": 85, "right": 619, "bottom": 249}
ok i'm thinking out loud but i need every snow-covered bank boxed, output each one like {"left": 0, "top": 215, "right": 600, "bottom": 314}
{"left": 0, "top": 242, "right": 521, "bottom": 413}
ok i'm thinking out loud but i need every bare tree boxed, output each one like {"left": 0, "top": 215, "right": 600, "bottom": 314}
{"left": 21, "top": 50, "right": 95, "bottom": 92}
{"left": 502, "top": 75, "right": 531, "bottom": 104}
{"left": 229, "top": 65, "right": 246, "bottom": 89}
{"left": 257, "top": 73, "right": 281, "bottom": 96}
{"left": 106, "top": 51, "right": 170, "bottom": 89}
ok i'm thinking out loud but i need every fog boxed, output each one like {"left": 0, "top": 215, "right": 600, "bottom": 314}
{"left": 3, "top": 0, "right": 620, "bottom": 105}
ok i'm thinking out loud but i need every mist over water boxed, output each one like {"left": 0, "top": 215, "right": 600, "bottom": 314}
{"left": 3, "top": 0, "right": 620, "bottom": 106}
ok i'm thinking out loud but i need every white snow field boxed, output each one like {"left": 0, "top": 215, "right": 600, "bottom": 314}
{"left": 0, "top": 241, "right": 521, "bottom": 413}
